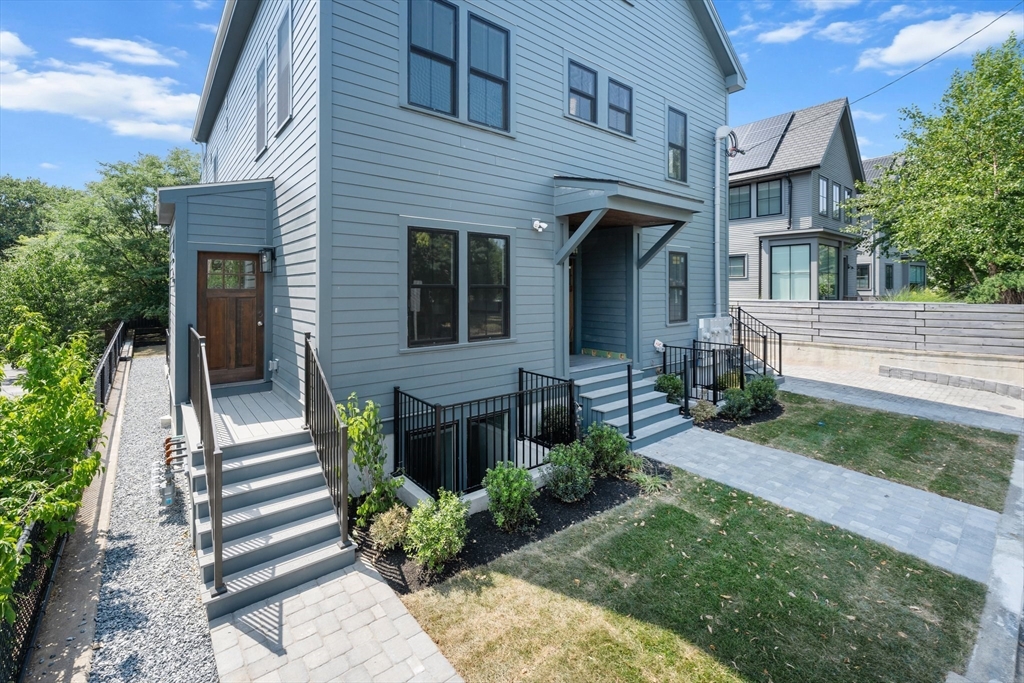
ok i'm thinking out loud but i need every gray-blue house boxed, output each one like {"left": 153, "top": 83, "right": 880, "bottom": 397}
{"left": 158, "top": 0, "right": 745, "bottom": 618}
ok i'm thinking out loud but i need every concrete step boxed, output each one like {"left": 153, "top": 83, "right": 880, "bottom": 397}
{"left": 627, "top": 414, "right": 694, "bottom": 451}
{"left": 194, "top": 464, "right": 325, "bottom": 517}
{"left": 201, "top": 539, "right": 356, "bottom": 621}
{"left": 197, "top": 510, "right": 340, "bottom": 584}
{"left": 569, "top": 360, "right": 632, "bottom": 382}
{"left": 573, "top": 368, "right": 645, "bottom": 395}
{"left": 196, "top": 488, "right": 335, "bottom": 548}
{"left": 606, "top": 402, "right": 683, "bottom": 432}
{"left": 193, "top": 442, "right": 318, "bottom": 491}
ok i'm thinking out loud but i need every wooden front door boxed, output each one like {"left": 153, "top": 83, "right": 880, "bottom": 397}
{"left": 198, "top": 252, "right": 264, "bottom": 384}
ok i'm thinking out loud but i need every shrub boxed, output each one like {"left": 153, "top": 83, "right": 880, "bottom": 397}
{"left": 404, "top": 490, "right": 468, "bottom": 572}
{"left": 584, "top": 423, "right": 631, "bottom": 477}
{"left": 654, "top": 373, "right": 684, "bottom": 403}
{"left": 690, "top": 399, "right": 716, "bottom": 424}
{"left": 714, "top": 369, "right": 743, "bottom": 391}
{"left": 540, "top": 405, "right": 572, "bottom": 441}
{"left": 719, "top": 388, "right": 753, "bottom": 421}
{"left": 339, "top": 394, "right": 403, "bottom": 527}
{"left": 746, "top": 376, "right": 778, "bottom": 413}
{"left": 545, "top": 442, "right": 593, "bottom": 503}
{"left": 627, "top": 470, "right": 670, "bottom": 495}
{"left": 369, "top": 503, "right": 410, "bottom": 550}
{"left": 483, "top": 462, "right": 538, "bottom": 532}
{"left": 965, "top": 271, "right": 1024, "bottom": 304}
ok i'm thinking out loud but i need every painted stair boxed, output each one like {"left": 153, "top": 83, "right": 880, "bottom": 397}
{"left": 182, "top": 412, "right": 355, "bottom": 621}
{"left": 571, "top": 361, "right": 692, "bottom": 451}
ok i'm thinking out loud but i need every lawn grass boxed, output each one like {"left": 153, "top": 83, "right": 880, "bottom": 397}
{"left": 403, "top": 472, "right": 985, "bottom": 683}
{"left": 723, "top": 391, "right": 1018, "bottom": 511}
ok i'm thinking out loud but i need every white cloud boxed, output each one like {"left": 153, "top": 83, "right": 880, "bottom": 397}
{"left": 853, "top": 109, "right": 886, "bottom": 122}
{"left": 817, "top": 21, "right": 869, "bottom": 44}
{"left": 730, "top": 22, "right": 761, "bottom": 37}
{"left": 193, "top": 0, "right": 214, "bottom": 8}
{"left": 798, "top": 0, "right": 860, "bottom": 10}
{"left": 757, "top": 19, "right": 818, "bottom": 44}
{"left": 857, "top": 136, "right": 873, "bottom": 147}
{"left": 877, "top": 4, "right": 944, "bottom": 23}
{"left": 39, "top": 162, "right": 59, "bottom": 169}
{"left": 0, "top": 30, "right": 35, "bottom": 73}
{"left": 69, "top": 37, "right": 178, "bottom": 66}
{"left": 0, "top": 59, "right": 199, "bottom": 141}
{"left": 858, "top": 12, "right": 1020, "bottom": 69}
{"left": 197, "top": 23, "right": 219, "bottom": 34}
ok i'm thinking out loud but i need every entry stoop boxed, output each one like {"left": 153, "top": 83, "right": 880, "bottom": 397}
{"left": 181, "top": 408, "right": 355, "bottom": 621}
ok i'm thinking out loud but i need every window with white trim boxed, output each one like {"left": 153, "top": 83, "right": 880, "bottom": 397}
{"left": 831, "top": 182, "right": 841, "bottom": 220}
{"left": 276, "top": 9, "right": 291, "bottom": 131}
{"left": 729, "top": 255, "right": 746, "bottom": 278}
{"left": 856, "top": 263, "right": 870, "bottom": 290}
{"left": 255, "top": 59, "right": 267, "bottom": 154}
{"left": 729, "top": 185, "right": 750, "bottom": 219}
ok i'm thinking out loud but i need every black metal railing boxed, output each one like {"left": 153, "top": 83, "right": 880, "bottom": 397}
{"left": 395, "top": 369, "right": 576, "bottom": 496}
{"left": 729, "top": 306, "right": 783, "bottom": 376}
{"left": 661, "top": 344, "right": 692, "bottom": 416}
{"left": 303, "top": 334, "right": 349, "bottom": 547}
{"left": 188, "top": 326, "right": 225, "bottom": 596}
{"left": 691, "top": 340, "right": 745, "bottom": 403}
{"left": 93, "top": 321, "right": 126, "bottom": 411}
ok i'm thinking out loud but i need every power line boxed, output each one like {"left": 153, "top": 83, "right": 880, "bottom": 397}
{"left": 734, "top": 1, "right": 1023, "bottom": 157}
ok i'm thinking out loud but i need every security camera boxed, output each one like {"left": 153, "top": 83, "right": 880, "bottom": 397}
{"left": 533, "top": 220, "right": 548, "bottom": 232}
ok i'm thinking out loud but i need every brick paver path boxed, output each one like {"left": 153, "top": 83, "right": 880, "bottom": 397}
{"left": 643, "top": 428, "right": 1000, "bottom": 582}
{"left": 782, "top": 365, "right": 1023, "bottom": 434}
{"left": 210, "top": 560, "right": 461, "bottom": 683}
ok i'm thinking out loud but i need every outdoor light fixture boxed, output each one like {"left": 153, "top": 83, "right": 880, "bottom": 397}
{"left": 259, "top": 247, "right": 275, "bottom": 273}
{"left": 533, "top": 220, "right": 548, "bottom": 232}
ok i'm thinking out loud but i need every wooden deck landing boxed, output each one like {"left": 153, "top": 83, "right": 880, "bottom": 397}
{"left": 212, "top": 389, "right": 304, "bottom": 445}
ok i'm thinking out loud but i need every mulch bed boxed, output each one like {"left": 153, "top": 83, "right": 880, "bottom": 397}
{"left": 698, "top": 401, "right": 785, "bottom": 433}
{"left": 352, "top": 458, "right": 673, "bottom": 595}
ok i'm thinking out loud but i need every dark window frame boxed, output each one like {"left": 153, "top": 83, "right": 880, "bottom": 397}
{"left": 843, "top": 187, "right": 853, "bottom": 224}
{"left": 607, "top": 79, "right": 632, "bottom": 135}
{"left": 408, "top": 227, "right": 459, "bottom": 347}
{"left": 757, "top": 179, "right": 782, "bottom": 216}
{"left": 885, "top": 263, "right": 894, "bottom": 290}
{"left": 729, "top": 184, "right": 751, "bottom": 219}
{"left": 667, "top": 107, "right": 687, "bottom": 182}
{"left": 832, "top": 182, "right": 841, "bottom": 220}
{"left": 818, "top": 176, "right": 829, "bottom": 216}
{"left": 467, "top": 14, "right": 509, "bottom": 131}
{"left": 468, "top": 232, "right": 510, "bottom": 341}
{"left": 568, "top": 61, "right": 597, "bottom": 123}
{"left": 668, "top": 251, "right": 688, "bottom": 323}
{"left": 856, "top": 263, "right": 870, "bottom": 290}
{"left": 729, "top": 254, "right": 746, "bottom": 279}
{"left": 408, "top": 0, "right": 459, "bottom": 117}
{"left": 909, "top": 264, "right": 926, "bottom": 289}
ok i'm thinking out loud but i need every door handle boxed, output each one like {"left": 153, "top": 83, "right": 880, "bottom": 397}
{"left": 257, "top": 321, "right": 263, "bottom": 327}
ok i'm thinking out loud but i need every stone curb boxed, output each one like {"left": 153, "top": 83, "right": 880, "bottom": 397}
{"left": 879, "top": 365, "right": 1024, "bottom": 400}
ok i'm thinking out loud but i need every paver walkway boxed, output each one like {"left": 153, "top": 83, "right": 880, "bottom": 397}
{"left": 210, "top": 559, "right": 461, "bottom": 683}
{"left": 643, "top": 428, "right": 1000, "bottom": 582}
{"left": 782, "top": 365, "right": 1024, "bottom": 433}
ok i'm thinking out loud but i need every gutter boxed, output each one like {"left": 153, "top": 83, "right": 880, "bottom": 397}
{"left": 785, "top": 174, "right": 793, "bottom": 230}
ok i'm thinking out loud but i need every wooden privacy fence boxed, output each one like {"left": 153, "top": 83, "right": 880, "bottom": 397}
{"left": 730, "top": 300, "right": 1024, "bottom": 356}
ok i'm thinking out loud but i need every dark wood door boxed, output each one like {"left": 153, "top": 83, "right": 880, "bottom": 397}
{"left": 198, "top": 252, "right": 264, "bottom": 384}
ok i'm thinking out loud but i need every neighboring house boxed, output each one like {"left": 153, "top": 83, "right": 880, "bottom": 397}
{"left": 727, "top": 98, "right": 863, "bottom": 302}
{"left": 854, "top": 154, "right": 927, "bottom": 298}
{"left": 157, "top": 0, "right": 746, "bottom": 615}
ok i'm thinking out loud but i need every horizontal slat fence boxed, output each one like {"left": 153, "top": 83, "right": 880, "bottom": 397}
{"left": 731, "top": 300, "right": 1024, "bottom": 356}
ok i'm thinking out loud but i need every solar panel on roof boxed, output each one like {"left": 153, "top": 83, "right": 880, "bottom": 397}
{"left": 729, "top": 112, "right": 794, "bottom": 174}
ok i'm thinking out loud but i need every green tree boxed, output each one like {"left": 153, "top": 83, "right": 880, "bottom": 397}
{"left": 0, "top": 175, "right": 76, "bottom": 258}
{"left": 62, "top": 148, "right": 199, "bottom": 324}
{"left": 852, "top": 35, "right": 1024, "bottom": 299}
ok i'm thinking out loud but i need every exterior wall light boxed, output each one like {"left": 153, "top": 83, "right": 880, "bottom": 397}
{"left": 259, "top": 247, "right": 275, "bottom": 273}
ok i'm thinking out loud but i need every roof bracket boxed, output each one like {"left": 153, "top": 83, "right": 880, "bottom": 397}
{"left": 638, "top": 221, "right": 686, "bottom": 270}
{"left": 553, "top": 209, "right": 608, "bottom": 265}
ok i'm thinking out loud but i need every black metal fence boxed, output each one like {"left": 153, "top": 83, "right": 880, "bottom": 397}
{"left": 303, "top": 334, "right": 349, "bottom": 546}
{"left": 730, "top": 306, "right": 782, "bottom": 376}
{"left": 663, "top": 341, "right": 746, "bottom": 406}
{"left": 394, "top": 369, "right": 576, "bottom": 495}
{"left": 92, "top": 321, "right": 125, "bottom": 410}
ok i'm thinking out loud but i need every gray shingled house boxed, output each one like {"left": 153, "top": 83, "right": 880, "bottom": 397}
{"left": 727, "top": 98, "right": 863, "bottom": 301}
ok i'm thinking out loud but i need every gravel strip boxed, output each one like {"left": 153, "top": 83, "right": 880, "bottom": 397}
{"left": 90, "top": 355, "right": 217, "bottom": 682}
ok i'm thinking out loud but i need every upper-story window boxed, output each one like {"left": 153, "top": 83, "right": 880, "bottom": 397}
{"left": 667, "top": 108, "right": 687, "bottom": 182}
{"left": 568, "top": 61, "right": 597, "bottom": 123}
{"left": 468, "top": 16, "right": 509, "bottom": 131}
{"left": 608, "top": 80, "right": 632, "bottom": 135}
{"left": 729, "top": 185, "right": 751, "bottom": 219}
{"left": 757, "top": 180, "right": 782, "bottom": 216}
{"left": 276, "top": 9, "right": 292, "bottom": 131}
{"left": 256, "top": 59, "right": 267, "bottom": 155}
{"left": 831, "top": 182, "right": 841, "bottom": 220}
{"left": 818, "top": 176, "right": 829, "bottom": 216}
{"left": 409, "top": 0, "right": 458, "bottom": 116}
{"left": 843, "top": 187, "right": 853, "bottom": 224}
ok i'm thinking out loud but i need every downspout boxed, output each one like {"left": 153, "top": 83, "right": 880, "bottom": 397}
{"left": 714, "top": 125, "right": 734, "bottom": 318}
{"left": 786, "top": 174, "right": 793, "bottom": 229}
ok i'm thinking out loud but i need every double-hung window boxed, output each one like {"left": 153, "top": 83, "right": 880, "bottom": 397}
{"left": 819, "top": 176, "right": 829, "bottom": 216}
{"left": 568, "top": 61, "right": 597, "bottom": 123}
{"left": 885, "top": 264, "right": 894, "bottom": 290}
{"left": 856, "top": 264, "right": 870, "bottom": 290}
{"left": 408, "top": 228, "right": 458, "bottom": 346}
{"left": 668, "top": 252, "right": 687, "bottom": 323}
{"left": 909, "top": 265, "right": 926, "bottom": 289}
{"left": 608, "top": 80, "right": 632, "bottom": 135}
{"left": 729, "top": 185, "right": 750, "bottom": 219}
{"left": 256, "top": 59, "right": 267, "bottom": 154}
{"left": 831, "top": 182, "right": 841, "bottom": 220}
{"left": 468, "top": 233, "right": 509, "bottom": 340}
{"left": 667, "top": 108, "right": 687, "bottom": 182}
{"left": 468, "top": 16, "right": 508, "bottom": 130}
{"left": 409, "top": 0, "right": 457, "bottom": 116}
{"left": 757, "top": 180, "right": 782, "bottom": 216}
{"left": 276, "top": 10, "right": 291, "bottom": 130}
{"left": 843, "top": 188, "right": 853, "bottom": 224}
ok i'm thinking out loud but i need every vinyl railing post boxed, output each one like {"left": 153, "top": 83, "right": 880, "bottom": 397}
{"left": 626, "top": 363, "right": 635, "bottom": 440}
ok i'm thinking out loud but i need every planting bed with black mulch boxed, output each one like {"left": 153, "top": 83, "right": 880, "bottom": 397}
{"left": 351, "top": 457, "right": 673, "bottom": 595}
{"left": 697, "top": 401, "right": 784, "bottom": 433}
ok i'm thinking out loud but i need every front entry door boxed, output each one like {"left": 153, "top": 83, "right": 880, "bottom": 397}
{"left": 198, "top": 252, "right": 264, "bottom": 384}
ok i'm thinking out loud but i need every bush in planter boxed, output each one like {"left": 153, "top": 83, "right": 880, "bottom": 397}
{"left": 747, "top": 376, "right": 778, "bottom": 413}
{"left": 482, "top": 462, "right": 538, "bottom": 532}
{"left": 654, "top": 373, "right": 684, "bottom": 404}
{"left": 584, "top": 423, "right": 631, "bottom": 477}
{"left": 404, "top": 489, "right": 469, "bottom": 572}
{"left": 690, "top": 399, "right": 716, "bottom": 424}
{"left": 369, "top": 503, "right": 410, "bottom": 550}
{"left": 545, "top": 442, "right": 593, "bottom": 503}
{"left": 719, "top": 388, "right": 753, "bottom": 420}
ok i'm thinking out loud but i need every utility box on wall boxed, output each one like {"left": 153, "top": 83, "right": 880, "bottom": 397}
{"left": 698, "top": 316, "right": 733, "bottom": 345}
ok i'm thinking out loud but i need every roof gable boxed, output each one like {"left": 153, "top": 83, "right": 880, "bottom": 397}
{"left": 862, "top": 154, "right": 896, "bottom": 185}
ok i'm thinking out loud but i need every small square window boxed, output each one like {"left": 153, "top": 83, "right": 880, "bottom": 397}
{"left": 729, "top": 255, "right": 746, "bottom": 279}
{"left": 729, "top": 185, "right": 750, "bottom": 219}
{"left": 568, "top": 61, "right": 597, "bottom": 123}
{"left": 608, "top": 80, "right": 632, "bottom": 135}
{"left": 757, "top": 180, "right": 782, "bottom": 216}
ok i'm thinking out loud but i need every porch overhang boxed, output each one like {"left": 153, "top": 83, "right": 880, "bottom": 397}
{"left": 755, "top": 226, "right": 862, "bottom": 246}
{"left": 553, "top": 177, "right": 703, "bottom": 265}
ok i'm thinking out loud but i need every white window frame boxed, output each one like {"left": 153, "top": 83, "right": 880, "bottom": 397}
{"left": 818, "top": 175, "right": 829, "bottom": 216}
{"left": 255, "top": 53, "right": 267, "bottom": 158}
{"left": 728, "top": 254, "right": 747, "bottom": 279}
{"left": 856, "top": 263, "right": 870, "bottom": 290}
{"left": 831, "top": 182, "right": 841, "bottom": 220}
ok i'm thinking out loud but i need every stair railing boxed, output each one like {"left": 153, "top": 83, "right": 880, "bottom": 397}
{"left": 729, "top": 306, "right": 783, "bottom": 376}
{"left": 303, "top": 333, "right": 349, "bottom": 546}
{"left": 626, "top": 363, "right": 635, "bottom": 440}
{"left": 188, "top": 325, "right": 225, "bottom": 596}
{"left": 93, "top": 321, "right": 126, "bottom": 411}
{"left": 661, "top": 344, "right": 692, "bottom": 416}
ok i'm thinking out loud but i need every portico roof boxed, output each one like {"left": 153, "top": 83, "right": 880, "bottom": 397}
{"left": 554, "top": 177, "right": 704, "bottom": 229}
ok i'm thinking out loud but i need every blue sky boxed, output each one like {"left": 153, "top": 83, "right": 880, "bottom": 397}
{"left": 0, "top": 0, "right": 1021, "bottom": 188}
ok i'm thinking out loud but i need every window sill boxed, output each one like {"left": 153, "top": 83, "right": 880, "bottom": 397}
{"left": 399, "top": 102, "right": 515, "bottom": 139}
{"left": 665, "top": 320, "right": 689, "bottom": 327}
{"left": 563, "top": 112, "right": 635, "bottom": 142}
{"left": 274, "top": 115, "right": 293, "bottom": 138}
{"left": 665, "top": 176, "right": 691, "bottom": 188}
{"left": 399, "top": 336, "right": 517, "bottom": 354}
{"left": 255, "top": 145, "right": 269, "bottom": 162}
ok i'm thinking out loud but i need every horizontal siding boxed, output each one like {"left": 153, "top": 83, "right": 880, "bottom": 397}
{"left": 581, "top": 227, "right": 628, "bottom": 353}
